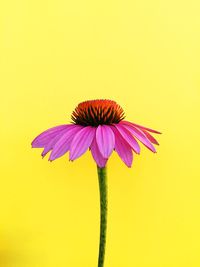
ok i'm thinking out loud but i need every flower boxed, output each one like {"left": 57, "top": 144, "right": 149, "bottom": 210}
{"left": 31, "top": 99, "right": 161, "bottom": 167}
{"left": 31, "top": 99, "right": 161, "bottom": 267}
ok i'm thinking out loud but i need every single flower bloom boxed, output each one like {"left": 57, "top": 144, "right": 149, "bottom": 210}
{"left": 31, "top": 99, "right": 161, "bottom": 167}
{"left": 31, "top": 99, "right": 161, "bottom": 267}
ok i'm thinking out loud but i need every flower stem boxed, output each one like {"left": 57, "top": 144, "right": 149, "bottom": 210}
{"left": 97, "top": 166, "right": 107, "bottom": 267}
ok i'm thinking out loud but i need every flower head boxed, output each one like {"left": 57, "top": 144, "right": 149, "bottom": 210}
{"left": 31, "top": 99, "right": 161, "bottom": 167}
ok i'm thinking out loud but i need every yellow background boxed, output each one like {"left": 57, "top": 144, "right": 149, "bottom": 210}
{"left": 0, "top": 0, "right": 200, "bottom": 266}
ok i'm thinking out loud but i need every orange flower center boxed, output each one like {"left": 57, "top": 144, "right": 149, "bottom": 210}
{"left": 71, "top": 99, "right": 125, "bottom": 126}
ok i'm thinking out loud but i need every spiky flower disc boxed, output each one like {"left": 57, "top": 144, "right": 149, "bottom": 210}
{"left": 71, "top": 99, "right": 125, "bottom": 126}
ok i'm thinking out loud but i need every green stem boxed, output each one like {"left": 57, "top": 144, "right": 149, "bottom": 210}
{"left": 97, "top": 166, "right": 108, "bottom": 267}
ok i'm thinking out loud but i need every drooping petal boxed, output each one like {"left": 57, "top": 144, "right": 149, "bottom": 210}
{"left": 120, "top": 122, "right": 156, "bottom": 153}
{"left": 31, "top": 125, "right": 72, "bottom": 148}
{"left": 122, "top": 120, "right": 161, "bottom": 134}
{"left": 96, "top": 125, "right": 115, "bottom": 158}
{"left": 113, "top": 124, "right": 140, "bottom": 154}
{"left": 49, "top": 126, "right": 83, "bottom": 161}
{"left": 112, "top": 127, "right": 133, "bottom": 167}
{"left": 69, "top": 126, "right": 96, "bottom": 161}
{"left": 90, "top": 137, "right": 107, "bottom": 168}
{"left": 42, "top": 130, "right": 68, "bottom": 157}
{"left": 142, "top": 130, "right": 159, "bottom": 145}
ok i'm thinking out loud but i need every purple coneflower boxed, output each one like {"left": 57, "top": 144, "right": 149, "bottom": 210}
{"left": 32, "top": 99, "right": 161, "bottom": 267}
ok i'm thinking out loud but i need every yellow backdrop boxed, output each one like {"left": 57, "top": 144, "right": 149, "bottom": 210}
{"left": 1, "top": 0, "right": 200, "bottom": 266}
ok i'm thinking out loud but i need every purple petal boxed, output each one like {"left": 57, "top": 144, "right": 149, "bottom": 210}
{"left": 120, "top": 122, "right": 156, "bottom": 153}
{"left": 121, "top": 120, "right": 161, "bottom": 134}
{"left": 96, "top": 125, "right": 115, "bottom": 158}
{"left": 142, "top": 130, "right": 159, "bottom": 145}
{"left": 69, "top": 126, "right": 96, "bottom": 161}
{"left": 49, "top": 125, "right": 83, "bottom": 161}
{"left": 32, "top": 125, "right": 73, "bottom": 148}
{"left": 112, "top": 127, "right": 133, "bottom": 167}
{"left": 113, "top": 124, "right": 140, "bottom": 154}
{"left": 90, "top": 137, "right": 107, "bottom": 168}
{"left": 42, "top": 130, "right": 68, "bottom": 157}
